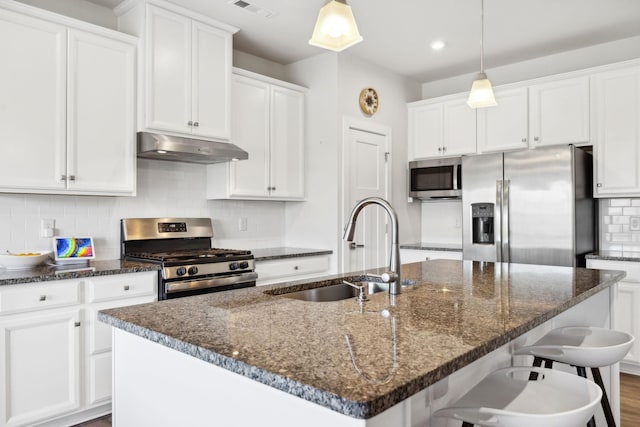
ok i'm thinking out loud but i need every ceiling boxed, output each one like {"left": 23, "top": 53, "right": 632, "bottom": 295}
{"left": 89, "top": 0, "right": 640, "bottom": 82}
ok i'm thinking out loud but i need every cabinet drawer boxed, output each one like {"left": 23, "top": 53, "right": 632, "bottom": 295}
{"left": 256, "top": 256, "right": 330, "bottom": 282}
{"left": 586, "top": 259, "right": 640, "bottom": 282}
{"left": 85, "top": 272, "right": 157, "bottom": 303}
{"left": 0, "top": 280, "right": 81, "bottom": 315}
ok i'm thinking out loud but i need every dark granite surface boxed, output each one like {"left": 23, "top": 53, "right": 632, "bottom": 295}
{"left": 99, "top": 260, "right": 624, "bottom": 419}
{"left": 0, "top": 259, "right": 160, "bottom": 286}
{"left": 586, "top": 251, "right": 640, "bottom": 262}
{"left": 400, "top": 242, "right": 462, "bottom": 251}
{"left": 252, "top": 247, "right": 332, "bottom": 261}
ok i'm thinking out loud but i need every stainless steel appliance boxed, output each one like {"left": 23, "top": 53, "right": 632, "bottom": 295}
{"left": 121, "top": 217, "right": 257, "bottom": 299}
{"left": 462, "top": 145, "right": 595, "bottom": 267}
{"left": 136, "top": 132, "right": 249, "bottom": 164}
{"left": 409, "top": 157, "right": 462, "bottom": 200}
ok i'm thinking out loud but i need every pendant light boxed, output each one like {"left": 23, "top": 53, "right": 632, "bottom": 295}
{"left": 309, "top": 0, "right": 363, "bottom": 52}
{"left": 467, "top": 0, "right": 497, "bottom": 108}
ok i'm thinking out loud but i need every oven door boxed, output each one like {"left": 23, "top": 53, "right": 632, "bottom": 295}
{"left": 163, "top": 271, "right": 258, "bottom": 299}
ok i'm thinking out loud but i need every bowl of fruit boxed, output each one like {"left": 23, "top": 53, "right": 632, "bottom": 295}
{"left": 0, "top": 250, "right": 52, "bottom": 270}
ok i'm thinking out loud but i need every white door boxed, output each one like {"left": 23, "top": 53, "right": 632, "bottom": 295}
{"left": 269, "top": 85, "right": 305, "bottom": 199}
{"left": 344, "top": 124, "right": 389, "bottom": 273}
{"left": 191, "top": 20, "right": 231, "bottom": 140}
{"left": 477, "top": 86, "right": 529, "bottom": 153}
{"left": 529, "top": 76, "right": 590, "bottom": 148}
{"left": 0, "top": 310, "right": 81, "bottom": 427}
{"left": 145, "top": 5, "right": 191, "bottom": 135}
{"left": 0, "top": 9, "right": 66, "bottom": 191}
{"left": 228, "top": 74, "right": 270, "bottom": 197}
{"left": 592, "top": 65, "right": 640, "bottom": 197}
{"left": 67, "top": 29, "right": 136, "bottom": 194}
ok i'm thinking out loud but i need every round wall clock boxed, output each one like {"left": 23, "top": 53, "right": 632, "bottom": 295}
{"left": 359, "top": 87, "right": 379, "bottom": 116}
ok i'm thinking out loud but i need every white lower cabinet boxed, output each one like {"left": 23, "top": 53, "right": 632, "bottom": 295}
{"left": 0, "top": 271, "right": 157, "bottom": 426}
{"left": 587, "top": 259, "right": 640, "bottom": 375}
{"left": 255, "top": 255, "right": 330, "bottom": 286}
{"left": 400, "top": 249, "right": 463, "bottom": 264}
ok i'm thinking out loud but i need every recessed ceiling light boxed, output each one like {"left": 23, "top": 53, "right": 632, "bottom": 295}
{"left": 430, "top": 40, "right": 446, "bottom": 50}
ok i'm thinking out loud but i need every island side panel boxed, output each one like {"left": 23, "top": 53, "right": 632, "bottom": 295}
{"left": 111, "top": 328, "right": 366, "bottom": 427}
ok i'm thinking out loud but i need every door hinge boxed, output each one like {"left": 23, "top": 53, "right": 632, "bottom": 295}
{"left": 384, "top": 152, "right": 390, "bottom": 162}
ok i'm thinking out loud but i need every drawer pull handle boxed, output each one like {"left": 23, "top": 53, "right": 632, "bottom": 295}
{"left": 294, "top": 266, "right": 299, "bottom": 270}
{"left": 74, "top": 322, "right": 81, "bottom": 327}
{"left": 124, "top": 285, "right": 130, "bottom": 291}
{"left": 39, "top": 295, "right": 47, "bottom": 301}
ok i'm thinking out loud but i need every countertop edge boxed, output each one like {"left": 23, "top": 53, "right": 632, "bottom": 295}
{"left": 586, "top": 252, "right": 640, "bottom": 262}
{"left": 252, "top": 248, "right": 333, "bottom": 261}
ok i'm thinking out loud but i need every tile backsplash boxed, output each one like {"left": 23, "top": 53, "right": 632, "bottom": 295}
{"left": 0, "top": 159, "right": 286, "bottom": 260}
{"left": 599, "top": 198, "right": 640, "bottom": 252}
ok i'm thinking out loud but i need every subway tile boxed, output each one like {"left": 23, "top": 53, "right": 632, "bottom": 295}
{"left": 611, "top": 233, "right": 631, "bottom": 242}
{"left": 610, "top": 199, "right": 631, "bottom": 207}
{"left": 612, "top": 216, "right": 630, "bottom": 225}
{"left": 623, "top": 207, "right": 640, "bottom": 216}
{"left": 607, "top": 225, "right": 623, "bottom": 233}
{"left": 632, "top": 199, "right": 640, "bottom": 207}
{"left": 607, "top": 207, "right": 623, "bottom": 215}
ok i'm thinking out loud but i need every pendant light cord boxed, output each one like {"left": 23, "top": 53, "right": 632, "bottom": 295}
{"left": 480, "top": 0, "right": 485, "bottom": 74}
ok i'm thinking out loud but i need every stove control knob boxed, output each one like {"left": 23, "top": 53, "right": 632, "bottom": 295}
{"left": 188, "top": 266, "right": 199, "bottom": 275}
{"left": 239, "top": 261, "right": 249, "bottom": 269}
{"left": 229, "top": 262, "right": 239, "bottom": 271}
{"left": 176, "top": 267, "right": 187, "bottom": 276}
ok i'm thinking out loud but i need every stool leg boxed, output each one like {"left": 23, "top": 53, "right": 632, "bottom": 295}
{"left": 591, "top": 367, "right": 617, "bottom": 427}
{"left": 575, "top": 366, "right": 597, "bottom": 427}
{"left": 543, "top": 358, "right": 554, "bottom": 368}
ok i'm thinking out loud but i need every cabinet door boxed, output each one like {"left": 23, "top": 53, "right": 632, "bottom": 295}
{"left": 0, "top": 10, "right": 66, "bottom": 191}
{"left": 443, "top": 98, "right": 476, "bottom": 156}
{"left": 616, "top": 282, "right": 640, "bottom": 365}
{"left": 477, "top": 87, "right": 529, "bottom": 153}
{"left": 228, "top": 75, "right": 270, "bottom": 197}
{"left": 529, "top": 76, "right": 589, "bottom": 148}
{"left": 0, "top": 310, "right": 80, "bottom": 427}
{"left": 592, "top": 66, "right": 640, "bottom": 197}
{"left": 408, "top": 103, "right": 443, "bottom": 159}
{"left": 269, "top": 85, "right": 305, "bottom": 199}
{"left": 67, "top": 29, "right": 136, "bottom": 194}
{"left": 191, "top": 20, "right": 231, "bottom": 141}
{"left": 145, "top": 5, "right": 191, "bottom": 135}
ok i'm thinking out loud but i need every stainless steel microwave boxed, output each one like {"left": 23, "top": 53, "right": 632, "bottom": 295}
{"left": 409, "top": 157, "right": 462, "bottom": 200}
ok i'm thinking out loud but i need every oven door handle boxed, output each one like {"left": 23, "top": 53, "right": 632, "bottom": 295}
{"left": 166, "top": 272, "right": 258, "bottom": 294}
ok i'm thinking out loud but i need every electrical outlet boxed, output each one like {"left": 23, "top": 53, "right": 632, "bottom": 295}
{"left": 238, "top": 217, "right": 247, "bottom": 231}
{"left": 631, "top": 216, "right": 640, "bottom": 231}
{"left": 40, "top": 218, "right": 55, "bottom": 238}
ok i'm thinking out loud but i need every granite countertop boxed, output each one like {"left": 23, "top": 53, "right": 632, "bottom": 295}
{"left": 251, "top": 247, "right": 332, "bottom": 261}
{"left": 99, "top": 260, "right": 624, "bottom": 419}
{"left": 586, "top": 251, "right": 640, "bottom": 262}
{"left": 400, "top": 242, "right": 462, "bottom": 251}
{"left": 0, "top": 259, "right": 160, "bottom": 286}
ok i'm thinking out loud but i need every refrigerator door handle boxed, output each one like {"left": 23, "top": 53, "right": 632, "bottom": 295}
{"left": 502, "top": 179, "right": 511, "bottom": 263}
{"left": 495, "top": 180, "right": 503, "bottom": 262}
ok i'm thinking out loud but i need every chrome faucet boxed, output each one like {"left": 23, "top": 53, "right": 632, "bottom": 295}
{"left": 343, "top": 197, "right": 401, "bottom": 295}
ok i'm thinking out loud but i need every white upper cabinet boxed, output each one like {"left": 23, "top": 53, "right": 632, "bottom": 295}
{"left": 118, "top": 1, "right": 236, "bottom": 141}
{"left": 207, "top": 70, "right": 306, "bottom": 200}
{"left": 477, "top": 87, "right": 529, "bottom": 153}
{"left": 591, "top": 64, "right": 640, "bottom": 197}
{"left": 528, "top": 76, "right": 590, "bottom": 148}
{"left": 0, "top": 2, "right": 137, "bottom": 196}
{"left": 408, "top": 95, "right": 476, "bottom": 160}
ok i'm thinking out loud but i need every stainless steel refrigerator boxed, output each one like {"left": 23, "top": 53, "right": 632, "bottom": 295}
{"left": 462, "top": 145, "right": 595, "bottom": 267}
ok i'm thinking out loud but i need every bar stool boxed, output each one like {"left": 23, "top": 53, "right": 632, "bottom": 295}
{"left": 513, "top": 326, "right": 634, "bottom": 427}
{"left": 432, "top": 366, "right": 602, "bottom": 427}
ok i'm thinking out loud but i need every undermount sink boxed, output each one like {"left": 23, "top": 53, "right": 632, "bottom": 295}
{"left": 282, "top": 282, "right": 389, "bottom": 302}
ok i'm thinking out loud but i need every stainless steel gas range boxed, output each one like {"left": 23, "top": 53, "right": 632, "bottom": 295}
{"left": 121, "top": 217, "right": 257, "bottom": 300}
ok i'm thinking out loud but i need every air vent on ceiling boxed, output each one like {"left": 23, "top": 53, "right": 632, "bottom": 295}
{"left": 228, "top": 0, "right": 276, "bottom": 18}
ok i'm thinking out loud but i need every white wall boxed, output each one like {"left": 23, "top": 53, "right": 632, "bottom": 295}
{"left": 422, "top": 35, "right": 640, "bottom": 99}
{"left": 283, "top": 53, "right": 341, "bottom": 273}
{"left": 233, "top": 51, "right": 288, "bottom": 81}
{"left": 0, "top": 160, "right": 286, "bottom": 260}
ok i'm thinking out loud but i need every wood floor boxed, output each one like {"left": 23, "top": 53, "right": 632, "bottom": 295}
{"left": 75, "top": 375, "right": 640, "bottom": 426}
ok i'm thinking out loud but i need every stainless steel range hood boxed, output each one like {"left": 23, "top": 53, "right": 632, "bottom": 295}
{"left": 137, "top": 132, "right": 248, "bottom": 164}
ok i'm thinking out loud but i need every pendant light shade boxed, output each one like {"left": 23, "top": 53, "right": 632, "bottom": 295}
{"left": 468, "top": 0, "right": 497, "bottom": 108}
{"left": 309, "top": 0, "right": 363, "bottom": 52}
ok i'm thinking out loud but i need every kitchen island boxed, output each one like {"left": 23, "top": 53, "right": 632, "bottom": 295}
{"left": 99, "top": 260, "right": 625, "bottom": 426}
